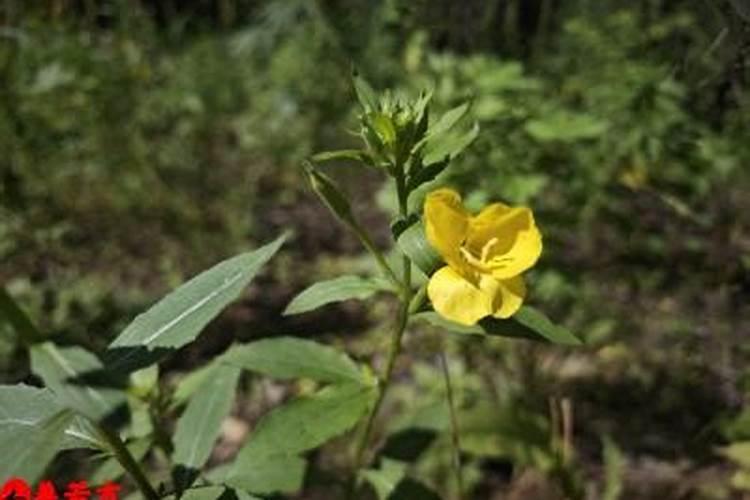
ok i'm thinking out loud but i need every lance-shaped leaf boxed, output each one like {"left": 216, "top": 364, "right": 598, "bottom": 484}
{"left": 284, "top": 275, "right": 388, "bottom": 316}
{"left": 352, "top": 71, "right": 378, "bottom": 112}
{"left": 0, "top": 408, "right": 73, "bottom": 482}
{"left": 423, "top": 122, "right": 479, "bottom": 166}
{"left": 303, "top": 162, "right": 356, "bottom": 226}
{"left": 222, "top": 337, "right": 367, "bottom": 385}
{"left": 413, "top": 307, "right": 582, "bottom": 345}
{"left": 226, "top": 383, "right": 377, "bottom": 494}
{"left": 172, "top": 364, "right": 241, "bottom": 471}
{"left": 31, "top": 343, "right": 127, "bottom": 421}
{"left": 106, "top": 235, "right": 286, "bottom": 372}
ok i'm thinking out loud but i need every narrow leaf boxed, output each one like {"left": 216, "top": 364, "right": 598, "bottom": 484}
{"left": 173, "top": 364, "right": 240, "bottom": 470}
{"left": 31, "top": 343, "right": 127, "bottom": 421}
{"left": 303, "top": 162, "right": 356, "bottom": 225}
{"left": 284, "top": 276, "right": 386, "bottom": 315}
{"left": 353, "top": 71, "right": 378, "bottom": 112}
{"left": 106, "top": 234, "right": 286, "bottom": 371}
{"left": 414, "top": 306, "right": 582, "bottom": 345}
{"left": 222, "top": 337, "right": 366, "bottom": 385}
{"left": 312, "top": 149, "right": 372, "bottom": 165}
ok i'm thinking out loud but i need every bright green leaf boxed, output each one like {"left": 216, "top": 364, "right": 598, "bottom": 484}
{"left": 284, "top": 275, "right": 387, "bottom": 315}
{"left": 225, "top": 453, "right": 306, "bottom": 495}
{"left": 222, "top": 337, "right": 367, "bottom": 385}
{"left": 353, "top": 72, "right": 378, "bottom": 112}
{"left": 426, "top": 102, "right": 469, "bottom": 140}
{"left": 423, "top": 123, "right": 479, "bottom": 166}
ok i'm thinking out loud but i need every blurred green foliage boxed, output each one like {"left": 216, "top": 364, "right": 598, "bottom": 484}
{"left": 2, "top": 0, "right": 749, "bottom": 498}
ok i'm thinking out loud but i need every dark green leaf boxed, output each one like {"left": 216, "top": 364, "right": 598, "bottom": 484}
{"left": 173, "top": 365, "right": 240, "bottom": 470}
{"left": 31, "top": 343, "right": 127, "bottom": 421}
{"left": 222, "top": 337, "right": 367, "bottom": 385}
{"left": 406, "top": 159, "right": 449, "bottom": 193}
{"left": 303, "top": 162, "right": 356, "bottom": 225}
{"left": 284, "top": 275, "right": 387, "bottom": 315}
{"left": 0, "top": 287, "right": 44, "bottom": 345}
{"left": 106, "top": 234, "right": 286, "bottom": 371}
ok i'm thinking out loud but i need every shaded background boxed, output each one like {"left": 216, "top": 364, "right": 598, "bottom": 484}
{"left": 1, "top": 0, "right": 750, "bottom": 498}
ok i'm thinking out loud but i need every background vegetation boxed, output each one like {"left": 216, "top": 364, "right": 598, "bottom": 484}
{"left": 2, "top": 0, "right": 749, "bottom": 498}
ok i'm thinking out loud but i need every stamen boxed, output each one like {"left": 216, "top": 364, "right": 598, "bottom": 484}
{"left": 481, "top": 237, "right": 499, "bottom": 262}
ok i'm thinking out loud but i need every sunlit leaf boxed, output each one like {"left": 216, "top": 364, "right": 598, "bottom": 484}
{"left": 106, "top": 234, "right": 287, "bottom": 371}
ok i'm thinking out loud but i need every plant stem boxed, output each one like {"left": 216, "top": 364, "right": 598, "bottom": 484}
{"left": 98, "top": 425, "right": 160, "bottom": 500}
{"left": 347, "top": 170, "right": 415, "bottom": 499}
{"left": 440, "top": 350, "right": 465, "bottom": 500}
{"left": 350, "top": 220, "right": 405, "bottom": 294}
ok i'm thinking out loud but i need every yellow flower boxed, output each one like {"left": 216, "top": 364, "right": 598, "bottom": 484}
{"left": 424, "top": 188, "right": 542, "bottom": 326}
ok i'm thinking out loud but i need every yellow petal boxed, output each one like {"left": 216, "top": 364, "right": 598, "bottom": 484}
{"left": 467, "top": 204, "right": 542, "bottom": 280}
{"left": 492, "top": 275, "right": 526, "bottom": 319}
{"left": 427, "top": 266, "right": 493, "bottom": 326}
{"left": 424, "top": 188, "right": 470, "bottom": 272}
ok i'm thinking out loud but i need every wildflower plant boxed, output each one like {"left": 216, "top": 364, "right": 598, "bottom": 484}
{"left": 0, "top": 75, "right": 580, "bottom": 500}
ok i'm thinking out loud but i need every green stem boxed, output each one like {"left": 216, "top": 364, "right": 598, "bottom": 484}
{"left": 347, "top": 170, "right": 416, "bottom": 499}
{"left": 98, "top": 426, "right": 160, "bottom": 500}
{"left": 440, "top": 350, "right": 465, "bottom": 500}
{"left": 350, "top": 220, "right": 405, "bottom": 294}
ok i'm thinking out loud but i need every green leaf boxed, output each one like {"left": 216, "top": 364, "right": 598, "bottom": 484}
{"left": 222, "top": 337, "right": 367, "bottom": 385}
{"left": 106, "top": 234, "right": 286, "bottom": 371}
{"left": 284, "top": 275, "right": 387, "bottom": 315}
{"left": 414, "top": 306, "right": 582, "bottom": 345}
{"left": 406, "top": 159, "right": 449, "bottom": 193}
{"left": 31, "top": 343, "right": 127, "bottom": 421}
{"left": 303, "top": 161, "right": 356, "bottom": 225}
{"left": 426, "top": 103, "right": 470, "bottom": 140}
{"left": 225, "top": 454, "right": 306, "bottom": 495}
{"left": 602, "top": 436, "right": 625, "bottom": 500}
{"left": 312, "top": 149, "right": 372, "bottom": 165}
{"left": 173, "top": 364, "right": 240, "bottom": 471}
{"left": 0, "top": 287, "right": 44, "bottom": 345}
{"left": 227, "top": 384, "right": 377, "bottom": 493}
{"left": 361, "top": 459, "right": 407, "bottom": 500}
{"left": 0, "top": 409, "right": 73, "bottom": 482}
{"left": 396, "top": 220, "right": 442, "bottom": 277}
{"left": 353, "top": 71, "right": 378, "bottom": 112}
{"left": 0, "top": 384, "right": 104, "bottom": 451}
{"left": 423, "top": 122, "right": 479, "bottom": 166}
